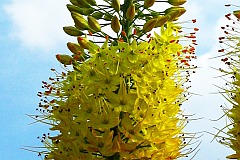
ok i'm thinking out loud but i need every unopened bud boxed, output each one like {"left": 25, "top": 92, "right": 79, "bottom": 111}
{"left": 233, "top": 10, "right": 240, "bottom": 19}
{"left": 103, "top": 13, "right": 113, "bottom": 21}
{"left": 144, "top": 0, "right": 156, "bottom": 8}
{"left": 168, "top": 0, "right": 187, "bottom": 6}
{"left": 67, "top": 4, "right": 94, "bottom": 15}
{"left": 88, "top": 16, "right": 101, "bottom": 32}
{"left": 56, "top": 54, "right": 73, "bottom": 65}
{"left": 154, "top": 15, "right": 169, "bottom": 28}
{"left": 67, "top": 42, "right": 84, "bottom": 54}
{"left": 92, "top": 12, "right": 104, "bottom": 19}
{"left": 112, "top": 0, "right": 120, "bottom": 12}
{"left": 165, "top": 7, "right": 186, "bottom": 21}
{"left": 77, "top": 37, "right": 89, "bottom": 49}
{"left": 143, "top": 18, "right": 157, "bottom": 33}
{"left": 111, "top": 15, "right": 121, "bottom": 33}
{"left": 88, "top": 0, "right": 97, "bottom": 6}
{"left": 126, "top": 4, "right": 135, "bottom": 21}
{"left": 76, "top": 0, "right": 91, "bottom": 8}
{"left": 63, "top": 26, "right": 84, "bottom": 36}
{"left": 71, "top": 12, "right": 89, "bottom": 29}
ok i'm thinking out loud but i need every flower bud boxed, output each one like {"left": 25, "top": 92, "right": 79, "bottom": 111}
{"left": 87, "top": 16, "right": 101, "bottom": 32}
{"left": 233, "top": 10, "right": 240, "bottom": 19}
{"left": 112, "top": 0, "right": 120, "bottom": 12}
{"left": 144, "top": 0, "right": 156, "bottom": 8}
{"left": 70, "top": 0, "right": 78, "bottom": 6}
{"left": 88, "top": 0, "right": 97, "bottom": 6}
{"left": 92, "top": 11, "right": 104, "bottom": 19}
{"left": 63, "top": 26, "right": 84, "bottom": 36}
{"left": 165, "top": 7, "right": 186, "bottom": 21}
{"left": 154, "top": 15, "right": 169, "bottom": 28}
{"left": 71, "top": 12, "right": 89, "bottom": 29}
{"left": 103, "top": 13, "right": 113, "bottom": 21}
{"left": 67, "top": 4, "right": 94, "bottom": 15}
{"left": 77, "top": 36, "right": 89, "bottom": 49}
{"left": 76, "top": 0, "right": 91, "bottom": 8}
{"left": 67, "top": 42, "right": 84, "bottom": 54}
{"left": 168, "top": 0, "right": 187, "bottom": 6}
{"left": 111, "top": 15, "right": 121, "bottom": 33}
{"left": 143, "top": 18, "right": 157, "bottom": 33}
{"left": 56, "top": 54, "right": 73, "bottom": 65}
{"left": 126, "top": 4, "right": 135, "bottom": 21}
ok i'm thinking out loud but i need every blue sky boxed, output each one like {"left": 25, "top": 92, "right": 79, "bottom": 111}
{"left": 0, "top": 0, "right": 238, "bottom": 159}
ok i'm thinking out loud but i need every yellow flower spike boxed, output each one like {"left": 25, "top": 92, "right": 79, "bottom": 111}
{"left": 126, "top": 4, "right": 135, "bottom": 21}
{"left": 111, "top": 15, "right": 121, "bottom": 33}
{"left": 143, "top": 18, "right": 158, "bottom": 33}
{"left": 87, "top": 16, "right": 101, "bottom": 32}
{"left": 215, "top": 3, "right": 240, "bottom": 159}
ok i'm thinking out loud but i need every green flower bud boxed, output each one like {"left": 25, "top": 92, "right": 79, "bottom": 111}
{"left": 92, "top": 11, "right": 104, "bottom": 19}
{"left": 76, "top": 0, "right": 91, "bottom": 8}
{"left": 126, "top": 4, "right": 135, "bottom": 21}
{"left": 56, "top": 54, "right": 73, "bottom": 65}
{"left": 71, "top": 12, "right": 89, "bottom": 30}
{"left": 168, "top": 0, "right": 187, "bottom": 6}
{"left": 70, "top": 0, "right": 78, "bottom": 6}
{"left": 103, "top": 13, "right": 113, "bottom": 21}
{"left": 144, "top": 0, "right": 156, "bottom": 8}
{"left": 88, "top": 0, "right": 97, "bottom": 6}
{"left": 143, "top": 18, "right": 157, "bottom": 33}
{"left": 154, "top": 15, "right": 169, "bottom": 28}
{"left": 77, "top": 36, "right": 89, "bottom": 49}
{"left": 87, "top": 16, "right": 101, "bottom": 32}
{"left": 111, "top": 15, "right": 121, "bottom": 33}
{"left": 67, "top": 5, "right": 94, "bottom": 15}
{"left": 67, "top": 42, "right": 84, "bottom": 55}
{"left": 233, "top": 10, "right": 240, "bottom": 19}
{"left": 63, "top": 26, "right": 84, "bottom": 36}
{"left": 112, "top": 0, "right": 120, "bottom": 12}
{"left": 165, "top": 7, "right": 186, "bottom": 21}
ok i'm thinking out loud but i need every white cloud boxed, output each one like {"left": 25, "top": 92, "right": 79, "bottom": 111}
{"left": 4, "top": 0, "right": 74, "bottom": 51}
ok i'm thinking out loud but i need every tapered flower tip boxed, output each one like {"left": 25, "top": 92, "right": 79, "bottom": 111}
{"left": 165, "top": 7, "right": 186, "bottom": 21}
{"left": 55, "top": 54, "right": 73, "bottom": 65}
{"left": 71, "top": 12, "right": 89, "bottom": 30}
{"left": 168, "top": 0, "right": 187, "bottom": 6}
{"left": 233, "top": 10, "right": 240, "bottom": 19}
{"left": 112, "top": 0, "right": 120, "bottom": 12}
{"left": 144, "top": 0, "right": 156, "bottom": 8}
{"left": 111, "top": 15, "right": 121, "bottom": 33}
{"left": 155, "top": 15, "right": 170, "bottom": 28}
{"left": 126, "top": 4, "right": 135, "bottom": 21}
{"left": 87, "top": 16, "right": 101, "bottom": 32}
{"left": 63, "top": 26, "right": 84, "bottom": 36}
{"left": 143, "top": 18, "right": 158, "bottom": 33}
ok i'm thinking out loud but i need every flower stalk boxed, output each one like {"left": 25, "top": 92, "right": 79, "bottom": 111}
{"left": 28, "top": 0, "right": 198, "bottom": 159}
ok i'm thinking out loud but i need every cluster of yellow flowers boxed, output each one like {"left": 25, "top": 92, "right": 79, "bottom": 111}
{"left": 215, "top": 4, "right": 240, "bottom": 159}
{"left": 29, "top": 0, "right": 200, "bottom": 159}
